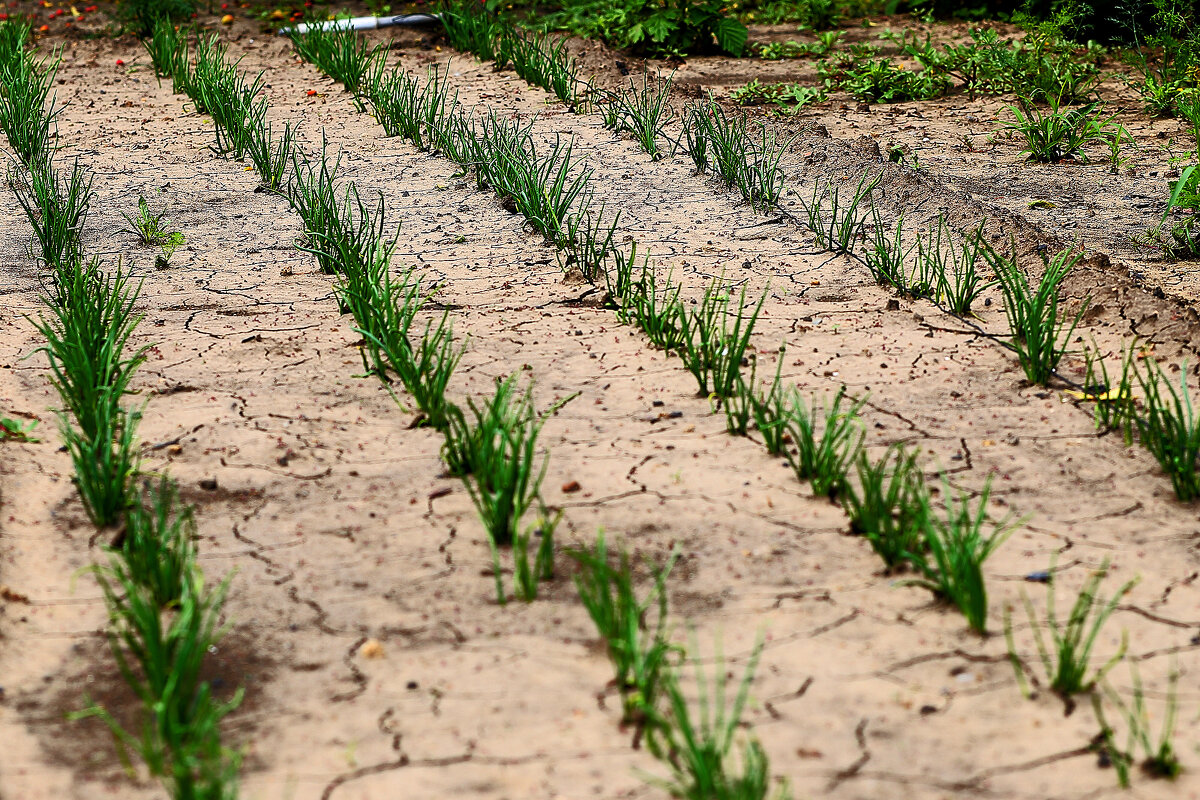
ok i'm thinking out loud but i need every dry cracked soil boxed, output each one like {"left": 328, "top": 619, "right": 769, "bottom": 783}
{"left": 4, "top": 15, "right": 1200, "bottom": 800}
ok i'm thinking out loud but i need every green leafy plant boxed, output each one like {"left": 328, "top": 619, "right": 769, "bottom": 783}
{"left": 540, "top": 0, "right": 748, "bottom": 57}
{"left": 123, "top": 194, "right": 185, "bottom": 258}
{"left": 1001, "top": 97, "right": 1124, "bottom": 163}
{"left": 888, "top": 28, "right": 1098, "bottom": 103}
{"left": 907, "top": 476, "right": 1017, "bottom": 633}
{"left": 983, "top": 243, "right": 1087, "bottom": 386}
{"left": 0, "top": 415, "right": 37, "bottom": 442}
{"left": 645, "top": 635, "right": 791, "bottom": 800}
{"left": 444, "top": 376, "right": 573, "bottom": 545}
{"left": 843, "top": 445, "right": 930, "bottom": 573}
{"left": 730, "top": 80, "right": 826, "bottom": 113}
{"left": 820, "top": 56, "right": 949, "bottom": 103}
{"left": 1093, "top": 664, "right": 1183, "bottom": 787}
{"left": 678, "top": 282, "right": 765, "bottom": 397}
{"left": 1130, "top": 357, "right": 1200, "bottom": 501}
{"left": 570, "top": 532, "right": 680, "bottom": 739}
{"left": 784, "top": 386, "right": 864, "bottom": 500}
{"left": 1005, "top": 558, "right": 1137, "bottom": 699}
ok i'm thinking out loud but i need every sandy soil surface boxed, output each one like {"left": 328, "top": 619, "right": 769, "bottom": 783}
{"left": 4, "top": 16, "right": 1200, "bottom": 800}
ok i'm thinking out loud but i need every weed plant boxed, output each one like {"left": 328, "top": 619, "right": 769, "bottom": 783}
{"left": 983, "top": 243, "right": 1086, "bottom": 386}
{"left": 888, "top": 28, "right": 1098, "bottom": 103}
{"left": 822, "top": 56, "right": 949, "bottom": 103}
{"left": 1006, "top": 558, "right": 1137, "bottom": 699}
{"left": 645, "top": 636, "right": 790, "bottom": 800}
{"left": 784, "top": 386, "right": 864, "bottom": 499}
{"left": 842, "top": 445, "right": 930, "bottom": 572}
{"left": 908, "top": 476, "right": 1017, "bottom": 633}
{"left": 731, "top": 80, "right": 826, "bottom": 113}
{"left": 570, "top": 532, "right": 679, "bottom": 735}
{"left": 1001, "top": 98, "right": 1124, "bottom": 163}
{"left": 122, "top": 194, "right": 184, "bottom": 251}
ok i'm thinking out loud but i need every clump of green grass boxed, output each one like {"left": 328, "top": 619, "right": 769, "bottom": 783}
{"left": 0, "top": 44, "right": 60, "bottom": 167}
{"left": 438, "top": 0, "right": 505, "bottom": 63}
{"left": 118, "top": 477, "right": 197, "bottom": 609}
{"left": 1130, "top": 358, "right": 1200, "bottom": 502}
{"left": 681, "top": 99, "right": 792, "bottom": 211}
{"left": 603, "top": 72, "right": 674, "bottom": 159}
{"left": 1093, "top": 664, "right": 1183, "bottom": 787}
{"left": 33, "top": 260, "right": 148, "bottom": 526}
{"left": 983, "top": 242, "right": 1087, "bottom": 386}
{"left": 784, "top": 386, "right": 864, "bottom": 500}
{"left": 288, "top": 25, "right": 382, "bottom": 111}
{"left": 144, "top": 18, "right": 191, "bottom": 85}
{"left": 571, "top": 532, "right": 679, "bottom": 741}
{"left": 906, "top": 476, "right": 1018, "bottom": 634}
{"left": 1001, "top": 97, "right": 1124, "bottom": 163}
{"left": 1005, "top": 558, "right": 1137, "bottom": 700}
{"left": 914, "top": 217, "right": 992, "bottom": 316}
{"left": 78, "top": 564, "right": 243, "bottom": 800}
{"left": 842, "top": 445, "right": 930, "bottom": 572}
{"left": 796, "top": 173, "right": 880, "bottom": 254}
{"left": 645, "top": 635, "right": 791, "bottom": 800}
{"left": 11, "top": 158, "right": 91, "bottom": 278}
{"left": 678, "top": 282, "right": 765, "bottom": 398}
{"left": 443, "top": 376, "right": 574, "bottom": 545}
{"left": 365, "top": 61, "right": 459, "bottom": 150}
{"left": 509, "top": 509, "right": 559, "bottom": 603}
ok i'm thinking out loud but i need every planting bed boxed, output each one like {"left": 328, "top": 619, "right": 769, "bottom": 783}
{"left": 4, "top": 13, "right": 1200, "bottom": 800}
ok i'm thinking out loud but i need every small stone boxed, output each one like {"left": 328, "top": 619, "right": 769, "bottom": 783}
{"left": 359, "top": 639, "right": 385, "bottom": 659}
